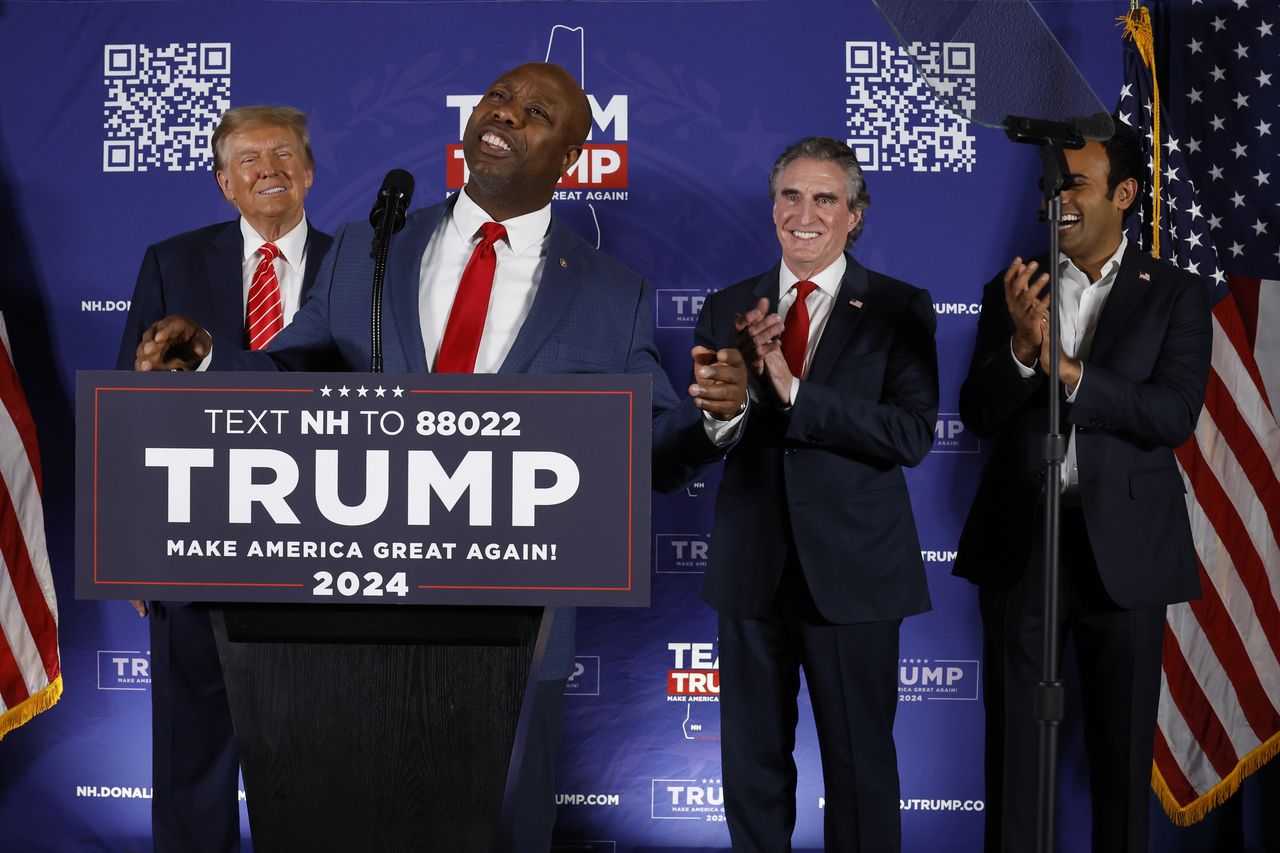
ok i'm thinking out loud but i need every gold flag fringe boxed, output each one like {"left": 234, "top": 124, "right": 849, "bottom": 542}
{"left": 0, "top": 674, "right": 63, "bottom": 742}
{"left": 1119, "top": 4, "right": 1161, "bottom": 259}
{"left": 1152, "top": 729, "right": 1280, "bottom": 825}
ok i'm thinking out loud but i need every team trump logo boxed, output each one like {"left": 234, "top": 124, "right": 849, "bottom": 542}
{"left": 446, "top": 92, "right": 629, "bottom": 195}
{"left": 655, "top": 534, "right": 710, "bottom": 574}
{"left": 97, "top": 650, "right": 151, "bottom": 691}
{"left": 897, "top": 657, "right": 980, "bottom": 702}
{"left": 934, "top": 414, "right": 980, "bottom": 453}
{"left": 650, "top": 778, "right": 724, "bottom": 819}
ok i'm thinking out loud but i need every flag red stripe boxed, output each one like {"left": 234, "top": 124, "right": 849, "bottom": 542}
{"left": 1202, "top": 373, "right": 1280, "bottom": 532}
{"left": 1188, "top": 558, "right": 1280, "bottom": 740}
{"left": 1154, "top": 725, "right": 1201, "bottom": 807}
{"left": 1161, "top": 625, "right": 1239, "bottom": 778}
{"left": 0, "top": 341, "right": 42, "bottom": 493}
{"left": 0, "top": 605, "right": 31, "bottom": 708}
{"left": 0, "top": 477, "right": 58, "bottom": 682}
{"left": 1176, "top": 441, "right": 1280, "bottom": 666}
{"left": 1211, "top": 296, "right": 1272, "bottom": 414}
{"left": 1226, "top": 276, "right": 1262, "bottom": 351}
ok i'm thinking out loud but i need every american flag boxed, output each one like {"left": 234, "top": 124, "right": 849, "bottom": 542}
{"left": 1120, "top": 1, "right": 1280, "bottom": 825}
{"left": 0, "top": 312, "right": 61, "bottom": 740}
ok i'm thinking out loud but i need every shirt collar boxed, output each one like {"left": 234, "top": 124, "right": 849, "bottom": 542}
{"left": 1059, "top": 233, "right": 1127, "bottom": 286}
{"left": 452, "top": 187, "right": 551, "bottom": 255}
{"left": 240, "top": 216, "right": 308, "bottom": 266}
{"left": 778, "top": 253, "right": 847, "bottom": 300}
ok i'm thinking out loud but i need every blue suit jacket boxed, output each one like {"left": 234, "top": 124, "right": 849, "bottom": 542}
{"left": 116, "top": 218, "right": 332, "bottom": 370}
{"left": 694, "top": 256, "right": 938, "bottom": 623}
{"left": 211, "top": 198, "right": 724, "bottom": 676}
{"left": 953, "top": 247, "right": 1211, "bottom": 608}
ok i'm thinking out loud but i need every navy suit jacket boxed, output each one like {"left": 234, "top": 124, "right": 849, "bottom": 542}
{"left": 115, "top": 218, "right": 333, "bottom": 370}
{"left": 694, "top": 256, "right": 938, "bottom": 624}
{"left": 953, "top": 247, "right": 1212, "bottom": 608}
{"left": 210, "top": 198, "right": 727, "bottom": 675}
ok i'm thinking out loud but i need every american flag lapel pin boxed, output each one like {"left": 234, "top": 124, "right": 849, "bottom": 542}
{"left": 1139, "top": 271, "right": 1151, "bottom": 281}
{"left": 849, "top": 298, "right": 863, "bottom": 308}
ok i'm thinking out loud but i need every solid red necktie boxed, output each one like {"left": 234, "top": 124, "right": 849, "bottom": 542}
{"left": 246, "top": 242, "right": 284, "bottom": 350}
{"left": 436, "top": 222, "right": 508, "bottom": 373}
{"left": 780, "top": 280, "right": 818, "bottom": 378}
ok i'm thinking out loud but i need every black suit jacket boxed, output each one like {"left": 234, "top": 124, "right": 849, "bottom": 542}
{"left": 115, "top": 218, "right": 333, "bottom": 370}
{"left": 953, "top": 246, "right": 1212, "bottom": 608}
{"left": 694, "top": 255, "right": 938, "bottom": 623}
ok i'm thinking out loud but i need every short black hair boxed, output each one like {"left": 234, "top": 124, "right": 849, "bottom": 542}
{"left": 1101, "top": 120, "right": 1145, "bottom": 222}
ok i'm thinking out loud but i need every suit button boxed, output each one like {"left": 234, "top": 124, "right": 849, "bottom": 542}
{"left": 784, "top": 448, "right": 795, "bottom": 456}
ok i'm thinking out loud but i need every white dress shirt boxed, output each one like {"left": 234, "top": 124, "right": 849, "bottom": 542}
{"left": 1012, "top": 235, "right": 1127, "bottom": 489}
{"left": 419, "top": 188, "right": 742, "bottom": 439}
{"left": 777, "top": 254, "right": 847, "bottom": 405}
{"left": 239, "top": 216, "right": 309, "bottom": 324}
{"left": 418, "top": 188, "right": 549, "bottom": 373}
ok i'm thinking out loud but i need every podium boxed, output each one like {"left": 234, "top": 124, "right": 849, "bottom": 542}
{"left": 210, "top": 604, "right": 547, "bottom": 852}
{"left": 76, "top": 371, "right": 651, "bottom": 852}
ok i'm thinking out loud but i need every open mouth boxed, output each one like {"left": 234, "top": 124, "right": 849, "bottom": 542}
{"left": 480, "top": 130, "right": 513, "bottom": 155}
{"left": 1059, "top": 213, "right": 1081, "bottom": 231}
{"left": 790, "top": 230, "right": 821, "bottom": 241}
{"left": 258, "top": 186, "right": 286, "bottom": 196}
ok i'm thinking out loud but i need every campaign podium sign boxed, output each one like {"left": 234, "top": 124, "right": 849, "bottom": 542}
{"left": 74, "top": 370, "right": 653, "bottom": 851}
{"left": 75, "top": 370, "right": 651, "bottom": 607}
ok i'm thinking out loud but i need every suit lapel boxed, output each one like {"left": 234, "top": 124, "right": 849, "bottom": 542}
{"left": 1086, "top": 246, "right": 1148, "bottom": 365}
{"left": 806, "top": 255, "right": 870, "bottom": 385}
{"left": 206, "top": 221, "right": 246, "bottom": 344}
{"left": 387, "top": 201, "right": 450, "bottom": 373}
{"left": 499, "top": 217, "right": 586, "bottom": 375}
{"left": 299, "top": 221, "right": 326, "bottom": 301}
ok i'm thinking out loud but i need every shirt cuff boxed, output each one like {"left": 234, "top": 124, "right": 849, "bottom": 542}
{"left": 195, "top": 340, "right": 213, "bottom": 372}
{"left": 1009, "top": 337, "right": 1037, "bottom": 378}
{"left": 1065, "top": 362, "right": 1083, "bottom": 401}
{"left": 702, "top": 399, "right": 748, "bottom": 446}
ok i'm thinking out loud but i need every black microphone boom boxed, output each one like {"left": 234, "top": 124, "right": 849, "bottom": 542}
{"left": 368, "top": 168, "right": 414, "bottom": 373}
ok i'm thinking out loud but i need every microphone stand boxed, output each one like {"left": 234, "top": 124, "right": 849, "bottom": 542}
{"left": 369, "top": 205, "right": 395, "bottom": 374}
{"left": 1004, "top": 114, "right": 1084, "bottom": 853}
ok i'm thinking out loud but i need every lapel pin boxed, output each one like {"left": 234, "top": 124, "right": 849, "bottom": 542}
{"left": 559, "top": 258, "right": 568, "bottom": 268}
{"left": 1138, "top": 271, "right": 1150, "bottom": 281}
{"left": 850, "top": 299, "right": 863, "bottom": 308}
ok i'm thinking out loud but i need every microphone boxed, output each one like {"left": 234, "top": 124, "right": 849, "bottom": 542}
{"left": 369, "top": 169, "right": 414, "bottom": 236}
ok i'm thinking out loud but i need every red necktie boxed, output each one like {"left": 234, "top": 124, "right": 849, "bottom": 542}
{"left": 246, "top": 242, "right": 284, "bottom": 350}
{"left": 780, "top": 280, "right": 818, "bottom": 378}
{"left": 436, "top": 222, "right": 508, "bottom": 373}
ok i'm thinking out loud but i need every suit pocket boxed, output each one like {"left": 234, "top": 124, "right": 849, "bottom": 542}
{"left": 1129, "top": 466, "right": 1186, "bottom": 500}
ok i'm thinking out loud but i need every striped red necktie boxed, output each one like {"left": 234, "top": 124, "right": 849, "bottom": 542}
{"left": 246, "top": 242, "right": 284, "bottom": 350}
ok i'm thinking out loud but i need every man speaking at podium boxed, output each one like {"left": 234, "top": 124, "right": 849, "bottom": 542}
{"left": 135, "top": 62, "right": 748, "bottom": 850}
{"left": 954, "top": 125, "right": 1211, "bottom": 852}
{"left": 116, "top": 105, "right": 332, "bottom": 853}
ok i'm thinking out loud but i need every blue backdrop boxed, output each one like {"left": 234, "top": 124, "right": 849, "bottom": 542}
{"left": 0, "top": 1, "right": 1264, "bottom": 850}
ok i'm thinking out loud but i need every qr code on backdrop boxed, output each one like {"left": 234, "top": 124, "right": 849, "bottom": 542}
{"left": 845, "top": 41, "right": 976, "bottom": 172}
{"left": 102, "top": 43, "right": 231, "bottom": 173}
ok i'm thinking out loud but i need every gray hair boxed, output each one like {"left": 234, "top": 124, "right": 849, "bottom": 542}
{"left": 768, "top": 136, "right": 871, "bottom": 247}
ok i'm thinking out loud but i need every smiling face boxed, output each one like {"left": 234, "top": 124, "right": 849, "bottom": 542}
{"left": 1055, "top": 140, "right": 1135, "bottom": 279}
{"left": 772, "top": 158, "right": 861, "bottom": 279}
{"left": 461, "top": 63, "right": 591, "bottom": 221}
{"left": 215, "top": 122, "right": 313, "bottom": 241}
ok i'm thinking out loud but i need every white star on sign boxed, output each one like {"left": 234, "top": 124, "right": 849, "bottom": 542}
{"left": 357, "top": 386, "right": 368, "bottom": 397}
{"left": 320, "top": 386, "right": 332, "bottom": 397}
{"left": 374, "top": 386, "right": 386, "bottom": 397}
{"left": 392, "top": 386, "right": 405, "bottom": 398}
